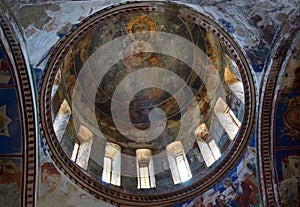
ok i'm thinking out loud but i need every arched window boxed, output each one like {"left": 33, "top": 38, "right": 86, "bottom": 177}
{"left": 136, "top": 149, "right": 156, "bottom": 189}
{"left": 166, "top": 141, "right": 192, "bottom": 184}
{"left": 38, "top": 1, "right": 256, "bottom": 203}
{"left": 53, "top": 99, "right": 71, "bottom": 142}
{"left": 195, "top": 123, "right": 221, "bottom": 167}
{"left": 102, "top": 142, "right": 121, "bottom": 186}
{"left": 224, "top": 55, "right": 244, "bottom": 104}
{"left": 51, "top": 68, "right": 61, "bottom": 98}
{"left": 214, "top": 97, "right": 241, "bottom": 140}
{"left": 71, "top": 125, "right": 93, "bottom": 170}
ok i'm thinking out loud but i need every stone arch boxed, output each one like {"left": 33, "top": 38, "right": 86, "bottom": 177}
{"left": 258, "top": 8, "right": 300, "bottom": 207}
{"left": 0, "top": 8, "right": 37, "bottom": 207}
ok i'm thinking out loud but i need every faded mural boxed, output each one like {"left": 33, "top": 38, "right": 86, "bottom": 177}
{"left": 0, "top": 158, "right": 22, "bottom": 207}
{"left": 0, "top": 43, "right": 22, "bottom": 206}
{"left": 175, "top": 138, "right": 259, "bottom": 207}
{"left": 37, "top": 161, "right": 114, "bottom": 207}
{"left": 273, "top": 30, "right": 300, "bottom": 207}
{"left": 0, "top": 0, "right": 299, "bottom": 206}
{"left": 42, "top": 2, "right": 253, "bottom": 201}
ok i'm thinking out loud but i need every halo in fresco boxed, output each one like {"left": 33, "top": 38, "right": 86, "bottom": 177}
{"left": 39, "top": 1, "right": 256, "bottom": 206}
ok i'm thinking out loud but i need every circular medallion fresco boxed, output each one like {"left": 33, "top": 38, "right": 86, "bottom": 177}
{"left": 39, "top": 1, "right": 256, "bottom": 206}
{"left": 285, "top": 105, "right": 300, "bottom": 131}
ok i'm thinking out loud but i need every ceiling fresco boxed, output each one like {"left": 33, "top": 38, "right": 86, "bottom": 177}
{"left": 0, "top": 43, "right": 22, "bottom": 207}
{"left": 4, "top": 0, "right": 298, "bottom": 76}
{"left": 69, "top": 12, "right": 213, "bottom": 154}
{"left": 258, "top": 9, "right": 300, "bottom": 207}
{"left": 0, "top": 0, "right": 299, "bottom": 207}
{"left": 273, "top": 29, "right": 300, "bottom": 206}
{"left": 38, "top": 1, "right": 256, "bottom": 206}
{"left": 0, "top": 11, "right": 37, "bottom": 207}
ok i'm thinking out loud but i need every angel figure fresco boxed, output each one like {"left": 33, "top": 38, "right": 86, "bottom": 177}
{"left": 0, "top": 160, "right": 21, "bottom": 190}
{"left": 75, "top": 33, "right": 92, "bottom": 65}
{"left": 40, "top": 162, "right": 63, "bottom": 199}
{"left": 0, "top": 160, "right": 21, "bottom": 207}
{"left": 221, "top": 177, "right": 259, "bottom": 207}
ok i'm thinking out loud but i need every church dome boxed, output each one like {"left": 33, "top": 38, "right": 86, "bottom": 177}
{"left": 39, "top": 1, "right": 256, "bottom": 206}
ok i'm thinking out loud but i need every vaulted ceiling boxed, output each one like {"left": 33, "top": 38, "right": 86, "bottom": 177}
{"left": 0, "top": 1, "right": 299, "bottom": 207}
